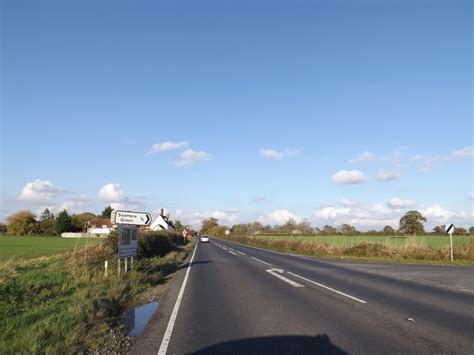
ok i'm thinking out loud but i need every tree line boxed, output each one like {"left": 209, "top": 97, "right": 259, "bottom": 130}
{"left": 200, "top": 210, "right": 474, "bottom": 237}
{"left": 0, "top": 206, "right": 114, "bottom": 236}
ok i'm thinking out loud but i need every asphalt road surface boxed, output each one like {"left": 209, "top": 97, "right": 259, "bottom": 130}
{"left": 133, "top": 239, "right": 474, "bottom": 355}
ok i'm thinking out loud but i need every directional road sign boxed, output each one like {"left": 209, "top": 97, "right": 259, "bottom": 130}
{"left": 113, "top": 210, "right": 152, "bottom": 226}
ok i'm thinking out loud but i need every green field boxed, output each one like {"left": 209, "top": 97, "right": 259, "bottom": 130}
{"left": 250, "top": 235, "right": 472, "bottom": 249}
{"left": 0, "top": 236, "right": 103, "bottom": 260}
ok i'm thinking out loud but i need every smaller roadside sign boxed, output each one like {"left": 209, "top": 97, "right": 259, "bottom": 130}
{"left": 119, "top": 225, "right": 138, "bottom": 258}
{"left": 445, "top": 223, "right": 455, "bottom": 234}
{"left": 113, "top": 210, "right": 152, "bottom": 226}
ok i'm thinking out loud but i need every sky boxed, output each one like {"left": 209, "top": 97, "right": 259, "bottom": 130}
{"left": 1, "top": 0, "right": 473, "bottom": 230}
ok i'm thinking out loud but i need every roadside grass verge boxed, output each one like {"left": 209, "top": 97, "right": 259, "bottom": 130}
{"left": 218, "top": 235, "right": 474, "bottom": 265}
{"left": 0, "top": 235, "right": 103, "bottom": 260}
{"left": 0, "top": 233, "right": 195, "bottom": 353}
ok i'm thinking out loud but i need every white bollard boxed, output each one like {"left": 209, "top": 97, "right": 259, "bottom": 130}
{"left": 105, "top": 260, "right": 108, "bottom": 277}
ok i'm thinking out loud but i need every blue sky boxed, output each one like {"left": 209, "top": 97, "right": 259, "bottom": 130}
{"left": 1, "top": 0, "right": 472, "bottom": 230}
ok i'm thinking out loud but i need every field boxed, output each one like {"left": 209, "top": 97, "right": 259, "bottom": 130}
{"left": 0, "top": 233, "right": 194, "bottom": 353}
{"left": 220, "top": 234, "right": 474, "bottom": 264}
{"left": 251, "top": 235, "right": 472, "bottom": 249}
{"left": 0, "top": 236, "right": 104, "bottom": 260}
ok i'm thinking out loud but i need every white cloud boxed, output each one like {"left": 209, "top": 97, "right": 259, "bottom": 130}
{"left": 172, "top": 149, "right": 210, "bottom": 166}
{"left": 259, "top": 148, "right": 299, "bottom": 160}
{"left": 97, "top": 183, "right": 124, "bottom": 202}
{"left": 340, "top": 198, "right": 358, "bottom": 207}
{"left": 174, "top": 209, "right": 240, "bottom": 228}
{"left": 410, "top": 146, "right": 473, "bottom": 172}
{"left": 387, "top": 197, "right": 415, "bottom": 208}
{"left": 349, "top": 151, "right": 376, "bottom": 164}
{"left": 315, "top": 206, "right": 351, "bottom": 219}
{"left": 376, "top": 170, "right": 400, "bottom": 182}
{"left": 260, "top": 149, "right": 285, "bottom": 160}
{"left": 314, "top": 204, "right": 398, "bottom": 229}
{"left": 467, "top": 193, "right": 474, "bottom": 200}
{"left": 18, "top": 179, "right": 62, "bottom": 204}
{"left": 332, "top": 170, "right": 367, "bottom": 184}
{"left": 148, "top": 141, "right": 188, "bottom": 154}
{"left": 59, "top": 195, "right": 93, "bottom": 212}
{"left": 451, "top": 146, "right": 474, "bottom": 160}
{"left": 110, "top": 198, "right": 144, "bottom": 211}
{"left": 257, "top": 209, "right": 301, "bottom": 225}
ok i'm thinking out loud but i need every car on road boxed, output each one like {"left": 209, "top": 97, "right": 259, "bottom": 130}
{"left": 200, "top": 235, "right": 210, "bottom": 243}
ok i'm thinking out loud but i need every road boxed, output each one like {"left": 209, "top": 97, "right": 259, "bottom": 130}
{"left": 133, "top": 239, "right": 474, "bottom": 354}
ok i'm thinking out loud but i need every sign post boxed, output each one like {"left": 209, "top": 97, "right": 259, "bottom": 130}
{"left": 445, "top": 223, "right": 455, "bottom": 262}
{"left": 113, "top": 210, "right": 152, "bottom": 274}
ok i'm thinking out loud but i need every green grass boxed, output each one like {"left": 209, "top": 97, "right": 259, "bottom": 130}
{"left": 219, "top": 235, "right": 474, "bottom": 264}
{"left": 0, "top": 238, "right": 195, "bottom": 353}
{"left": 0, "top": 235, "right": 103, "bottom": 260}
{"left": 250, "top": 234, "right": 472, "bottom": 249}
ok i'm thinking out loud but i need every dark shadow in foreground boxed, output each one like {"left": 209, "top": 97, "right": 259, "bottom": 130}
{"left": 191, "top": 335, "right": 347, "bottom": 355}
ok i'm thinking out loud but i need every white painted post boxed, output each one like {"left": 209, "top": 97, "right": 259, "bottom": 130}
{"left": 118, "top": 258, "right": 121, "bottom": 275}
{"left": 449, "top": 232, "right": 454, "bottom": 262}
{"left": 131, "top": 256, "right": 134, "bottom": 270}
{"left": 125, "top": 257, "right": 128, "bottom": 273}
{"left": 104, "top": 260, "right": 108, "bottom": 277}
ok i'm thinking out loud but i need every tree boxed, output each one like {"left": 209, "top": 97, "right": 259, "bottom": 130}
{"left": 208, "top": 225, "right": 225, "bottom": 236}
{"left": 296, "top": 220, "right": 312, "bottom": 235}
{"left": 281, "top": 218, "right": 297, "bottom": 232}
{"left": 54, "top": 210, "right": 73, "bottom": 235}
{"left": 248, "top": 221, "right": 264, "bottom": 234}
{"left": 453, "top": 227, "right": 467, "bottom": 235}
{"left": 101, "top": 206, "right": 113, "bottom": 218}
{"left": 231, "top": 223, "right": 249, "bottom": 236}
{"left": 201, "top": 218, "right": 219, "bottom": 234}
{"left": 383, "top": 225, "right": 395, "bottom": 236}
{"left": 321, "top": 225, "right": 337, "bottom": 235}
{"left": 432, "top": 225, "right": 445, "bottom": 235}
{"left": 0, "top": 223, "right": 7, "bottom": 234}
{"left": 7, "top": 211, "right": 38, "bottom": 236}
{"left": 469, "top": 227, "right": 474, "bottom": 235}
{"left": 339, "top": 224, "right": 357, "bottom": 235}
{"left": 37, "top": 208, "right": 55, "bottom": 235}
{"left": 73, "top": 212, "right": 96, "bottom": 232}
{"left": 174, "top": 220, "right": 184, "bottom": 232}
{"left": 399, "top": 210, "right": 426, "bottom": 236}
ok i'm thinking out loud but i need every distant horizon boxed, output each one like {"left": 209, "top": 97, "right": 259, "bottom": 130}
{"left": 2, "top": 0, "right": 472, "bottom": 231}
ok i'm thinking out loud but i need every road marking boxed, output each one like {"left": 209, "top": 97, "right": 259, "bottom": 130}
{"left": 251, "top": 256, "right": 272, "bottom": 266}
{"left": 287, "top": 271, "right": 367, "bottom": 304}
{"left": 236, "top": 250, "right": 246, "bottom": 256}
{"left": 158, "top": 243, "right": 198, "bottom": 355}
{"left": 228, "top": 250, "right": 238, "bottom": 255}
{"left": 266, "top": 268, "right": 304, "bottom": 288}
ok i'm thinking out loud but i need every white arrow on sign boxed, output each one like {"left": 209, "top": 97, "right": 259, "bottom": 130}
{"left": 266, "top": 268, "right": 304, "bottom": 288}
{"left": 114, "top": 210, "right": 152, "bottom": 226}
{"left": 445, "top": 223, "right": 455, "bottom": 234}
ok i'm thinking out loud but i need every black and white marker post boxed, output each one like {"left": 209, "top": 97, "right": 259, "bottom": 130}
{"left": 445, "top": 223, "right": 455, "bottom": 262}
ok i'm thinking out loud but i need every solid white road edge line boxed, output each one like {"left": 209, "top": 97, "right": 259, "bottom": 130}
{"left": 251, "top": 256, "right": 272, "bottom": 266}
{"left": 266, "top": 268, "right": 304, "bottom": 288}
{"left": 287, "top": 271, "right": 367, "bottom": 304}
{"left": 158, "top": 243, "right": 198, "bottom": 355}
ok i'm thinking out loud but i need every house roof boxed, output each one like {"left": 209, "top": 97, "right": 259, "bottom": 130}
{"left": 90, "top": 218, "right": 114, "bottom": 228}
